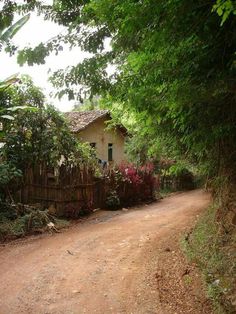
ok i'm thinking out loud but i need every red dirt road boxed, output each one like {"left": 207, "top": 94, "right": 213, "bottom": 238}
{"left": 0, "top": 190, "right": 211, "bottom": 314}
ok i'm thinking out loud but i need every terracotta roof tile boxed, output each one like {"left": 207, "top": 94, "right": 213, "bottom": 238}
{"left": 64, "top": 110, "right": 110, "bottom": 133}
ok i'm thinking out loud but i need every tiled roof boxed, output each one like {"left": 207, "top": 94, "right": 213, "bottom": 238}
{"left": 64, "top": 110, "right": 110, "bottom": 133}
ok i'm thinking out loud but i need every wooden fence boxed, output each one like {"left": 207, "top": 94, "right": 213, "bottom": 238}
{"left": 17, "top": 165, "right": 106, "bottom": 217}
{"left": 17, "top": 164, "right": 156, "bottom": 217}
{"left": 160, "top": 174, "right": 195, "bottom": 191}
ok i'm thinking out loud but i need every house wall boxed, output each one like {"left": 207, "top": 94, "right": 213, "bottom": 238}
{"left": 76, "top": 117, "right": 126, "bottom": 165}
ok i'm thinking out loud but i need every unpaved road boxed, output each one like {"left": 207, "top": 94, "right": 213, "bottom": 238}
{"left": 0, "top": 190, "right": 212, "bottom": 314}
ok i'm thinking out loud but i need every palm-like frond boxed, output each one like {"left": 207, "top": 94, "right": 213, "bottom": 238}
{"left": 0, "top": 74, "right": 20, "bottom": 91}
{"left": 0, "top": 14, "right": 30, "bottom": 43}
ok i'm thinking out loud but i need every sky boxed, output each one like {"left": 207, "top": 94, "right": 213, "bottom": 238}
{"left": 0, "top": 8, "right": 90, "bottom": 112}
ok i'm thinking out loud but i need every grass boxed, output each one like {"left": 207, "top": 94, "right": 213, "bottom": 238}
{"left": 182, "top": 205, "right": 236, "bottom": 314}
{"left": 158, "top": 187, "right": 178, "bottom": 198}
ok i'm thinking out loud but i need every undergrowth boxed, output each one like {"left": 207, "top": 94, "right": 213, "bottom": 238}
{"left": 0, "top": 209, "right": 69, "bottom": 241}
{"left": 159, "top": 187, "right": 177, "bottom": 198}
{"left": 182, "top": 205, "right": 236, "bottom": 314}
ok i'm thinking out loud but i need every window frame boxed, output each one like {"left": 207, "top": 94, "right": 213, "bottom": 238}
{"left": 108, "top": 143, "right": 113, "bottom": 162}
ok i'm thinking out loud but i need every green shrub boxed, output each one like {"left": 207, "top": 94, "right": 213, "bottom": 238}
{"left": 105, "top": 190, "right": 121, "bottom": 210}
{"left": 0, "top": 202, "right": 18, "bottom": 221}
{"left": 0, "top": 162, "right": 22, "bottom": 202}
{"left": 0, "top": 208, "right": 70, "bottom": 240}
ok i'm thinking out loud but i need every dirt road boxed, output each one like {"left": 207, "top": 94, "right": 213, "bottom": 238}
{"left": 0, "top": 190, "right": 212, "bottom": 314}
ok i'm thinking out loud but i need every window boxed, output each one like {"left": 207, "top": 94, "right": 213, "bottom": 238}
{"left": 108, "top": 143, "right": 113, "bottom": 161}
{"left": 90, "top": 142, "right": 96, "bottom": 148}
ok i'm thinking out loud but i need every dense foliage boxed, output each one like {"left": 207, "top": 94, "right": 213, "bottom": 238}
{"left": 1, "top": 77, "right": 71, "bottom": 168}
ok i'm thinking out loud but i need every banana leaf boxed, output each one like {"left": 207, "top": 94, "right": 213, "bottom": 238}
{"left": 0, "top": 14, "right": 30, "bottom": 43}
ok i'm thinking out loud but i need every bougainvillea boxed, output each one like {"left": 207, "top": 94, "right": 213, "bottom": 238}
{"left": 104, "top": 163, "right": 158, "bottom": 208}
{"left": 119, "top": 163, "right": 143, "bottom": 186}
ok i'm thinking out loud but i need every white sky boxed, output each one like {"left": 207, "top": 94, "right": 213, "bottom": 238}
{"left": 0, "top": 10, "right": 90, "bottom": 112}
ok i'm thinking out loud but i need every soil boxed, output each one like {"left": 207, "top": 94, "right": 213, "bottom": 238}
{"left": 0, "top": 189, "right": 213, "bottom": 314}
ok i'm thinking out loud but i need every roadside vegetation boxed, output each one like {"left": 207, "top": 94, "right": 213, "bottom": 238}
{"left": 0, "top": 204, "right": 69, "bottom": 240}
{"left": 183, "top": 205, "right": 236, "bottom": 313}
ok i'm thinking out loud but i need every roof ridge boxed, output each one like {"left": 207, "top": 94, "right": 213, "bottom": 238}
{"left": 64, "top": 109, "right": 110, "bottom": 133}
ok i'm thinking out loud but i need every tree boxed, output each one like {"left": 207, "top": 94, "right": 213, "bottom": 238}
{"left": 4, "top": 104, "right": 76, "bottom": 169}
{"left": 0, "top": 11, "right": 31, "bottom": 132}
{"left": 1, "top": 76, "right": 94, "bottom": 171}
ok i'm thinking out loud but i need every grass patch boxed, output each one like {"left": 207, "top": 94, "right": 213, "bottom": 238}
{"left": 158, "top": 187, "right": 178, "bottom": 198}
{"left": 182, "top": 205, "right": 236, "bottom": 314}
{"left": 54, "top": 218, "right": 70, "bottom": 229}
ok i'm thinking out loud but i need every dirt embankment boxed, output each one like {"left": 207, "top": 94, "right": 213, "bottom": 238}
{"left": 0, "top": 189, "right": 212, "bottom": 314}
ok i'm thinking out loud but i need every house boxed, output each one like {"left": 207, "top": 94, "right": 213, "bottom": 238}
{"left": 65, "top": 110, "right": 127, "bottom": 165}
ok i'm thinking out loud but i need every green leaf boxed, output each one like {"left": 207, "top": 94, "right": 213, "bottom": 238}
{"left": 1, "top": 115, "right": 15, "bottom": 120}
{"left": 0, "top": 74, "right": 20, "bottom": 90}
{"left": 6, "top": 106, "right": 37, "bottom": 112}
{"left": 0, "top": 14, "right": 30, "bottom": 43}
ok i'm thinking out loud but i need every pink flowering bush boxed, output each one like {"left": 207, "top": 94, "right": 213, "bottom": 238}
{"left": 105, "top": 162, "right": 158, "bottom": 208}
{"left": 118, "top": 163, "right": 143, "bottom": 185}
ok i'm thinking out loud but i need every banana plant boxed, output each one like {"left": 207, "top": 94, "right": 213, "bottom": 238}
{"left": 0, "top": 14, "right": 31, "bottom": 140}
{"left": 0, "top": 73, "right": 39, "bottom": 141}
{"left": 0, "top": 73, "right": 21, "bottom": 90}
{"left": 0, "top": 13, "right": 31, "bottom": 95}
{"left": 0, "top": 74, "right": 22, "bottom": 123}
{"left": 0, "top": 14, "right": 30, "bottom": 46}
